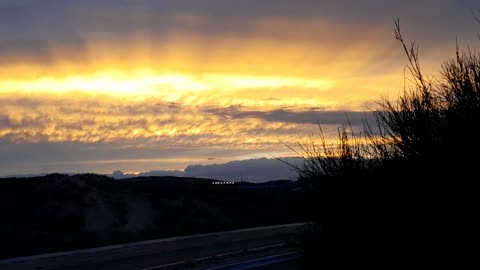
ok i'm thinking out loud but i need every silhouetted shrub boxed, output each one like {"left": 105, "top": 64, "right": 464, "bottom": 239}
{"left": 291, "top": 20, "right": 480, "bottom": 178}
{"left": 294, "top": 19, "right": 478, "bottom": 268}
{"left": 371, "top": 20, "right": 480, "bottom": 178}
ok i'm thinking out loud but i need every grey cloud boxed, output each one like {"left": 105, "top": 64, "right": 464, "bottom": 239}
{"left": 1, "top": 0, "right": 479, "bottom": 63}
{"left": 0, "top": 1, "right": 87, "bottom": 61}
{"left": 183, "top": 157, "right": 300, "bottom": 182}
{"left": 205, "top": 105, "right": 375, "bottom": 126}
{"left": 0, "top": 115, "right": 11, "bottom": 126}
{"left": 0, "top": 137, "right": 287, "bottom": 177}
{"left": 3, "top": 155, "right": 301, "bottom": 182}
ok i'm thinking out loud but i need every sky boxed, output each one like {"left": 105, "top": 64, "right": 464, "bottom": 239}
{"left": 0, "top": 0, "right": 479, "bottom": 179}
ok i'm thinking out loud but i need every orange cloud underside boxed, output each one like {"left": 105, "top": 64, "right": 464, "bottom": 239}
{"left": 0, "top": 18, "right": 412, "bottom": 150}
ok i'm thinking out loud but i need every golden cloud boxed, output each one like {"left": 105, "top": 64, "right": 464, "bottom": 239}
{"left": 0, "top": 14, "right": 434, "bottom": 152}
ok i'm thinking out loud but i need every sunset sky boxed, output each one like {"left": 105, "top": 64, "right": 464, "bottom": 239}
{"left": 0, "top": 0, "right": 479, "bottom": 177}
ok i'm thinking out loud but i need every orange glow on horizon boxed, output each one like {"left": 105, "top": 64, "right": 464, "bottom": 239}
{"left": 0, "top": 70, "right": 334, "bottom": 98}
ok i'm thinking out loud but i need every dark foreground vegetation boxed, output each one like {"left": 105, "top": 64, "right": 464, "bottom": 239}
{"left": 0, "top": 174, "right": 307, "bottom": 259}
{"left": 293, "top": 20, "right": 478, "bottom": 268}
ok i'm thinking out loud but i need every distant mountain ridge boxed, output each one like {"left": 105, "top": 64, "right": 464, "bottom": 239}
{"left": 1, "top": 173, "right": 298, "bottom": 187}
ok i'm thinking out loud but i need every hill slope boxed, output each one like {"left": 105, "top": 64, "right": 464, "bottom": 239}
{"left": 0, "top": 174, "right": 307, "bottom": 259}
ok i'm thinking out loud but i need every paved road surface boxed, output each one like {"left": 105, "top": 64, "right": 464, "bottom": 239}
{"left": 0, "top": 223, "right": 306, "bottom": 270}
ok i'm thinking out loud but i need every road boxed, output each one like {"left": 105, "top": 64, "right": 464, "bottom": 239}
{"left": 0, "top": 223, "right": 306, "bottom": 270}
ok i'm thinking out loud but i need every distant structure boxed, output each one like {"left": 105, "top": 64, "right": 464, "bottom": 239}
{"left": 212, "top": 181, "right": 235, "bottom": 185}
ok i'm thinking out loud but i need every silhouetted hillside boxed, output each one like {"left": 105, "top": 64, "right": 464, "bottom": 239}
{"left": 0, "top": 174, "right": 307, "bottom": 259}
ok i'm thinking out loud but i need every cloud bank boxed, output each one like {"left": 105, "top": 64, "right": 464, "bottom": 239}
{"left": 111, "top": 157, "right": 301, "bottom": 182}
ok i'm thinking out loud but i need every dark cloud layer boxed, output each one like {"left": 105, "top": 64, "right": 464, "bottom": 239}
{"left": 183, "top": 157, "right": 300, "bottom": 182}
{"left": 111, "top": 157, "right": 301, "bottom": 182}
{"left": 1, "top": 0, "right": 479, "bottom": 63}
{"left": 0, "top": 138, "right": 280, "bottom": 176}
{"left": 0, "top": 136, "right": 300, "bottom": 181}
{"left": 204, "top": 105, "right": 375, "bottom": 126}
